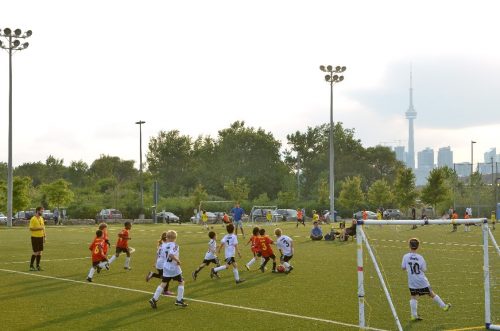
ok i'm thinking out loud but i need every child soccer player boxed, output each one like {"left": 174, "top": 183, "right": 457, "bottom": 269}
{"left": 275, "top": 228, "right": 294, "bottom": 273}
{"left": 201, "top": 210, "right": 209, "bottom": 231}
{"left": 211, "top": 224, "right": 245, "bottom": 284}
{"left": 146, "top": 232, "right": 174, "bottom": 296}
{"left": 87, "top": 230, "right": 109, "bottom": 282}
{"left": 257, "top": 228, "right": 277, "bottom": 273}
{"left": 108, "top": 221, "right": 132, "bottom": 270}
{"left": 149, "top": 230, "right": 188, "bottom": 308}
{"left": 192, "top": 231, "right": 219, "bottom": 280}
{"left": 296, "top": 208, "right": 305, "bottom": 227}
{"left": 402, "top": 238, "right": 451, "bottom": 321}
{"left": 245, "top": 227, "right": 261, "bottom": 270}
{"left": 98, "top": 223, "right": 110, "bottom": 257}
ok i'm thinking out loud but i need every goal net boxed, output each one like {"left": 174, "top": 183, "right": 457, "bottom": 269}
{"left": 249, "top": 205, "right": 279, "bottom": 224}
{"left": 354, "top": 218, "right": 500, "bottom": 331}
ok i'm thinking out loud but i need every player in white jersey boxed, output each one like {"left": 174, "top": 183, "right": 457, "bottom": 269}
{"left": 210, "top": 224, "right": 245, "bottom": 284}
{"left": 274, "top": 228, "right": 294, "bottom": 273}
{"left": 145, "top": 232, "right": 174, "bottom": 295}
{"left": 402, "top": 238, "right": 451, "bottom": 321}
{"left": 149, "top": 230, "right": 188, "bottom": 309}
{"left": 192, "top": 231, "right": 220, "bottom": 280}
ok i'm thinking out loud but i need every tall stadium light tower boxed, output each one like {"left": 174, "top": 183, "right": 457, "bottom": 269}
{"left": 0, "top": 28, "right": 32, "bottom": 227}
{"left": 136, "top": 120, "right": 146, "bottom": 218}
{"left": 471, "top": 140, "right": 476, "bottom": 183}
{"left": 319, "top": 65, "right": 346, "bottom": 222}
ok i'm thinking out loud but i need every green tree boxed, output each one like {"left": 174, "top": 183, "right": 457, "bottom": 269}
{"left": 421, "top": 168, "right": 450, "bottom": 213}
{"left": 393, "top": 167, "right": 418, "bottom": 213}
{"left": 338, "top": 176, "right": 365, "bottom": 214}
{"left": 40, "top": 179, "right": 75, "bottom": 210}
{"left": 13, "top": 176, "right": 31, "bottom": 212}
{"left": 224, "top": 177, "right": 250, "bottom": 203}
{"left": 317, "top": 178, "right": 329, "bottom": 206}
{"left": 253, "top": 193, "right": 270, "bottom": 205}
{"left": 367, "top": 179, "right": 393, "bottom": 209}
{"left": 191, "top": 184, "right": 208, "bottom": 209}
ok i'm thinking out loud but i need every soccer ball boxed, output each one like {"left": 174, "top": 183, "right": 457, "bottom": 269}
{"left": 277, "top": 265, "right": 286, "bottom": 273}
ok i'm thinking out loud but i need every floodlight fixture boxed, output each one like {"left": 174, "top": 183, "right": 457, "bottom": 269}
{"left": 22, "top": 42, "right": 29, "bottom": 49}
{"left": 13, "top": 40, "right": 20, "bottom": 47}
{"left": 327, "top": 65, "right": 333, "bottom": 71}
{"left": 25, "top": 30, "right": 32, "bottom": 37}
{"left": 3, "top": 28, "right": 11, "bottom": 35}
{"left": 320, "top": 65, "right": 326, "bottom": 72}
{"left": 14, "top": 29, "right": 22, "bottom": 36}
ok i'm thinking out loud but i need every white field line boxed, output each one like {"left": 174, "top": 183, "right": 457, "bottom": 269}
{"left": 0, "top": 267, "right": 387, "bottom": 331}
{"left": 2, "top": 257, "right": 89, "bottom": 264}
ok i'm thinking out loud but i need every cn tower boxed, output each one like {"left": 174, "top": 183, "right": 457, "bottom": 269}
{"left": 405, "top": 69, "right": 417, "bottom": 169}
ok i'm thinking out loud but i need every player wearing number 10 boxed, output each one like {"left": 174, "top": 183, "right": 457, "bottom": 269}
{"left": 401, "top": 238, "right": 451, "bottom": 321}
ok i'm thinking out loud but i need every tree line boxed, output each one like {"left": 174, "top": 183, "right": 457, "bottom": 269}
{"left": 0, "top": 121, "right": 495, "bottom": 220}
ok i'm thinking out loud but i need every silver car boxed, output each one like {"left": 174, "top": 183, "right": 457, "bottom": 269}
{"left": 0, "top": 213, "right": 7, "bottom": 224}
{"left": 157, "top": 211, "right": 180, "bottom": 223}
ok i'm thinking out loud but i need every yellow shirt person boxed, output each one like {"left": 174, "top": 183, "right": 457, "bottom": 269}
{"left": 29, "top": 213, "right": 45, "bottom": 238}
{"left": 29, "top": 207, "right": 46, "bottom": 271}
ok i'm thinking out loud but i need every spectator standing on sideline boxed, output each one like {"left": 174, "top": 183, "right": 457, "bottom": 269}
{"left": 230, "top": 202, "right": 245, "bottom": 238}
{"left": 310, "top": 221, "right": 323, "bottom": 241}
{"left": 29, "top": 207, "right": 46, "bottom": 271}
{"left": 53, "top": 208, "right": 59, "bottom": 225}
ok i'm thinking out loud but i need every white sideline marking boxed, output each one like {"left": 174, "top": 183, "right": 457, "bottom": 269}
{"left": 2, "top": 257, "right": 89, "bottom": 264}
{"left": 0, "top": 268, "right": 387, "bottom": 331}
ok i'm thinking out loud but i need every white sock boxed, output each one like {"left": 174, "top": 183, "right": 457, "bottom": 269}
{"left": 177, "top": 285, "right": 184, "bottom": 301}
{"left": 247, "top": 257, "right": 256, "bottom": 267}
{"left": 98, "top": 262, "right": 108, "bottom": 269}
{"left": 283, "top": 262, "right": 290, "bottom": 269}
{"left": 125, "top": 257, "right": 131, "bottom": 268}
{"left": 153, "top": 285, "right": 163, "bottom": 301}
{"left": 87, "top": 267, "right": 95, "bottom": 279}
{"left": 261, "top": 257, "right": 265, "bottom": 264}
{"left": 433, "top": 295, "right": 446, "bottom": 308}
{"left": 233, "top": 268, "right": 240, "bottom": 281}
{"left": 410, "top": 299, "right": 418, "bottom": 317}
{"left": 214, "top": 265, "right": 227, "bottom": 272}
{"left": 108, "top": 255, "right": 117, "bottom": 264}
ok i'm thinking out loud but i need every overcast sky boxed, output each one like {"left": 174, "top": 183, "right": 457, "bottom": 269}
{"left": 1, "top": 0, "right": 499, "bottom": 169}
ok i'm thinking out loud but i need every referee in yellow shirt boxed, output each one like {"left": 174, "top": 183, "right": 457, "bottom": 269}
{"left": 29, "top": 207, "right": 46, "bottom": 271}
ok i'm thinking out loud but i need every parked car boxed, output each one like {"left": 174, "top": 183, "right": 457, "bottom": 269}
{"left": 43, "top": 210, "right": 54, "bottom": 221}
{"left": 96, "top": 209, "right": 123, "bottom": 220}
{"left": 14, "top": 210, "right": 35, "bottom": 221}
{"left": 250, "top": 208, "right": 282, "bottom": 222}
{"left": 190, "top": 211, "right": 218, "bottom": 224}
{"left": 353, "top": 210, "right": 378, "bottom": 220}
{"left": 157, "top": 211, "right": 180, "bottom": 223}
{"left": 0, "top": 213, "right": 7, "bottom": 224}
{"left": 275, "top": 209, "right": 298, "bottom": 221}
{"left": 383, "top": 209, "right": 402, "bottom": 220}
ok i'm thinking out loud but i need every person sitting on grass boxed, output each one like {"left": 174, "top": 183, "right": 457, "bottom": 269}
{"left": 339, "top": 220, "right": 357, "bottom": 241}
{"left": 310, "top": 221, "right": 323, "bottom": 241}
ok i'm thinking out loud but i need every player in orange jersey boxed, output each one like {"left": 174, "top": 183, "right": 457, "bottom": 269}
{"left": 108, "top": 221, "right": 132, "bottom": 270}
{"left": 98, "top": 223, "right": 110, "bottom": 256}
{"left": 244, "top": 227, "right": 261, "bottom": 270}
{"left": 257, "top": 228, "right": 277, "bottom": 273}
{"left": 86, "top": 229, "right": 110, "bottom": 282}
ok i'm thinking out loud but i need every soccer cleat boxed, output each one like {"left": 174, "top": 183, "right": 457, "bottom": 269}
{"left": 286, "top": 266, "right": 294, "bottom": 274}
{"left": 104, "top": 263, "right": 110, "bottom": 270}
{"left": 36, "top": 266, "right": 43, "bottom": 271}
{"left": 146, "top": 271, "right": 154, "bottom": 282}
{"left": 245, "top": 264, "right": 250, "bottom": 271}
{"left": 192, "top": 271, "right": 197, "bottom": 281}
{"left": 149, "top": 298, "right": 157, "bottom": 309}
{"left": 443, "top": 303, "right": 452, "bottom": 311}
{"left": 162, "top": 290, "right": 175, "bottom": 296}
{"left": 86, "top": 277, "right": 92, "bottom": 282}
{"left": 410, "top": 316, "right": 423, "bottom": 321}
{"left": 29, "top": 266, "right": 36, "bottom": 271}
{"left": 236, "top": 279, "right": 246, "bottom": 284}
{"left": 96, "top": 266, "right": 102, "bottom": 274}
{"left": 272, "top": 269, "right": 278, "bottom": 273}
{"left": 210, "top": 268, "right": 215, "bottom": 279}
{"left": 259, "top": 266, "right": 265, "bottom": 273}
{"left": 124, "top": 266, "right": 132, "bottom": 271}
{"left": 175, "top": 300, "right": 188, "bottom": 307}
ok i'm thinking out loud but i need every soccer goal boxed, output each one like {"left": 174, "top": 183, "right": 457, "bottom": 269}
{"left": 355, "top": 218, "right": 500, "bottom": 331}
{"left": 249, "top": 205, "right": 279, "bottom": 224}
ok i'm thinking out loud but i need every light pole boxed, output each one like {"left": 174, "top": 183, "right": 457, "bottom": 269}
{"left": 471, "top": 140, "right": 476, "bottom": 184}
{"left": 296, "top": 151, "right": 300, "bottom": 200}
{"left": 135, "top": 120, "right": 146, "bottom": 218}
{"left": 320, "top": 65, "right": 346, "bottom": 221}
{"left": 0, "top": 28, "right": 32, "bottom": 227}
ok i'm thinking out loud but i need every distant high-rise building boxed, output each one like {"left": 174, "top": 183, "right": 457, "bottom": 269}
{"left": 394, "top": 146, "right": 406, "bottom": 163}
{"left": 454, "top": 162, "right": 470, "bottom": 178}
{"left": 437, "top": 146, "right": 453, "bottom": 169}
{"left": 416, "top": 147, "right": 434, "bottom": 185}
{"left": 405, "top": 69, "right": 417, "bottom": 169}
{"left": 484, "top": 148, "right": 497, "bottom": 163}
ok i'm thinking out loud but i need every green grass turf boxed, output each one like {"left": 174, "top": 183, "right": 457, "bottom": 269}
{"left": 0, "top": 222, "right": 498, "bottom": 331}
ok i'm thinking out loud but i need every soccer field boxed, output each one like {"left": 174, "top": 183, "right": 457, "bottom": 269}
{"left": 0, "top": 222, "right": 498, "bottom": 331}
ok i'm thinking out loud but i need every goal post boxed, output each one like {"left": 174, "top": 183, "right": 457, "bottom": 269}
{"left": 355, "top": 218, "right": 500, "bottom": 331}
{"left": 249, "top": 205, "right": 279, "bottom": 224}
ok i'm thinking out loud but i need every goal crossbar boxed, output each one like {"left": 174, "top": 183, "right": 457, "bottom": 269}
{"left": 355, "top": 218, "right": 500, "bottom": 330}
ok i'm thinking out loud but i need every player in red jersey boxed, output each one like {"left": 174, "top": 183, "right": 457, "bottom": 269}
{"left": 257, "top": 228, "right": 277, "bottom": 273}
{"left": 244, "top": 227, "right": 261, "bottom": 270}
{"left": 108, "top": 221, "right": 132, "bottom": 270}
{"left": 87, "top": 229, "right": 110, "bottom": 282}
{"left": 98, "top": 223, "right": 110, "bottom": 256}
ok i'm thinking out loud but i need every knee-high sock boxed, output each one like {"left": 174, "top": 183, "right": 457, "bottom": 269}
{"left": 410, "top": 299, "right": 418, "bottom": 317}
{"left": 177, "top": 285, "right": 184, "bottom": 301}
{"left": 36, "top": 255, "right": 41, "bottom": 266}
{"left": 214, "top": 265, "right": 227, "bottom": 272}
{"left": 125, "top": 257, "right": 131, "bottom": 268}
{"left": 87, "top": 267, "right": 96, "bottom": 279}
{"left": 97, "top": 261, "right": 108, "bottom": 269}
{"left": 30, "top": 255, "right": 36, "bottom": 267}
{"left": 108, "top": 255, "right": 117, "bottom": 264}
{"left": 283, "top": 262, "right": 290, "bottom": 268}
{"left": 433, "top": 295, "right": 446, "bottom": 308}
{"left": 232, "top": 268, "right": 240, "bottom": 281}
{"left": 153, "top": 285, "right": 163, "bottom": 301}
{"left": 246, "top": 257, "right": 256, "bottom": 267}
